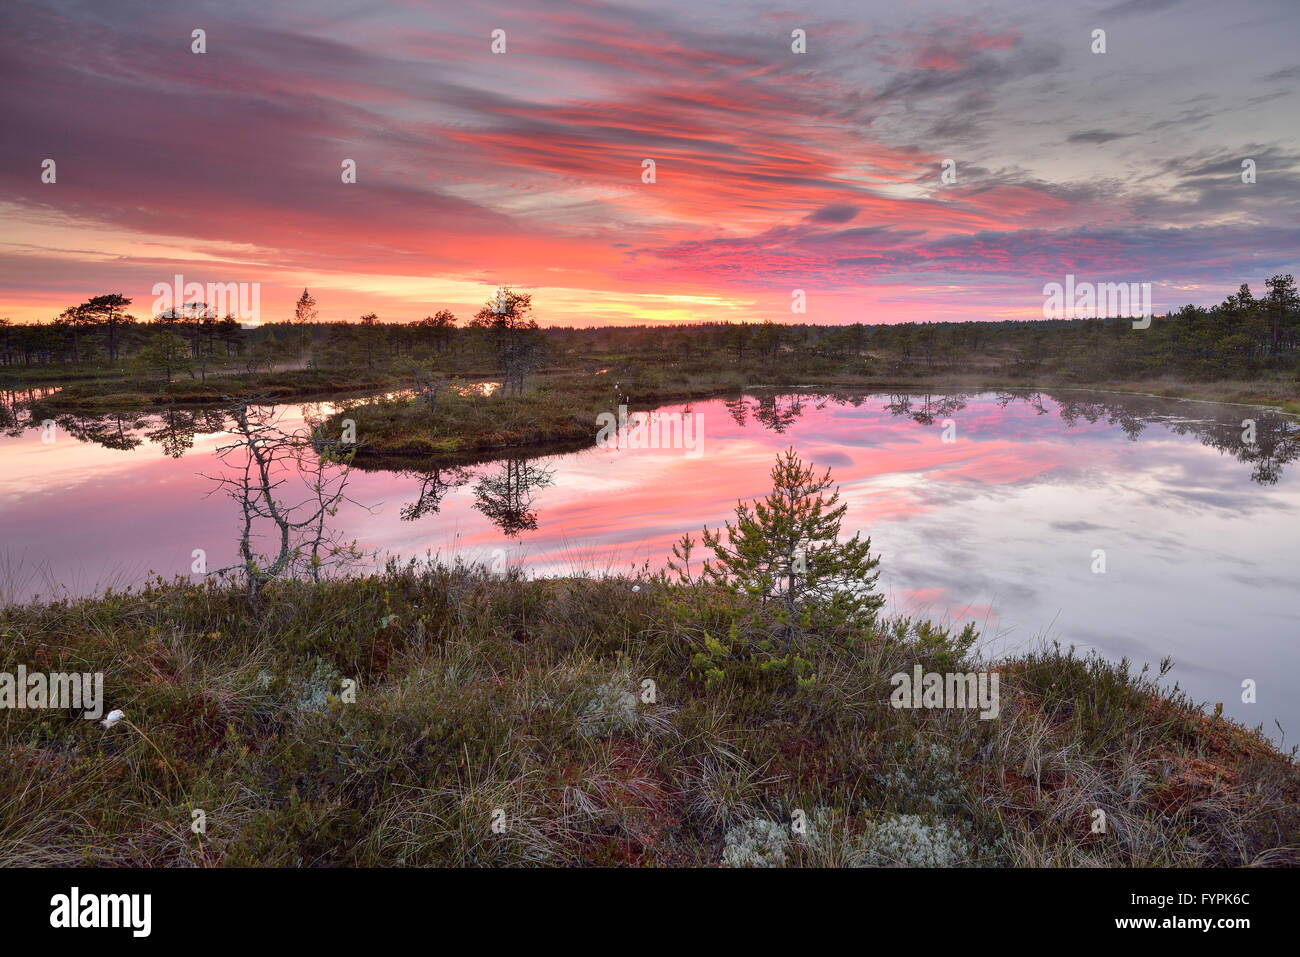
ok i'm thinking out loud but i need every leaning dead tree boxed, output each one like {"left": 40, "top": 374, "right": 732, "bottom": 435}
{"left": 408, "top": 361, "right": 443, "bottom": 414}
{"left": 205, "top": 398, "right": 370, "bottom": 598}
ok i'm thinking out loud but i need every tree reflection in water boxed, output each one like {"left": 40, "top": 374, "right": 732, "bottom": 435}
{"left": 472, "top": 457, "right": 555, "bottom": 536}
{"left": 399, "top": 465, "right": 473, "bottom": 522}
{"left": 5, "top": 388, "right": 1296, "bottom": 496}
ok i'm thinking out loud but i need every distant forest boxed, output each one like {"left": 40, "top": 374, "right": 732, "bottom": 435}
{"left": 1, "top": 275, "right": 1297, "bottom": 383}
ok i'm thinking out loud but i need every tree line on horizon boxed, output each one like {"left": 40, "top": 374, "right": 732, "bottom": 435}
{"left": 1, "top": 275, "right": 1297, "bottom": 384}
{"left": 0, "top": 288, "right": 512, "bottom": 382}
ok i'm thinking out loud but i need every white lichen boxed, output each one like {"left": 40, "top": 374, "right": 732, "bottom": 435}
{"left": 577, "top": 680, "right": 640, "bottom": 738}
{"left": 852, "top": 812, "right": 971, "bottom": 868}
{"left": 722, "top": 818, "right": 789, "bottom": 868}
{"left": 296, "top": 657, "right": 344, "bottom": 714}
{"left": 877, "top": 739, "right": 967, "bottom": 811}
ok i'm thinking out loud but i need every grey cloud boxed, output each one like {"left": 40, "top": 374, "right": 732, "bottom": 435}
{"left": 1067, "top": 130, "right": 1132, "bottom": 144}
{"left": 807, "top": 204, "right": 859, "bottom": 224}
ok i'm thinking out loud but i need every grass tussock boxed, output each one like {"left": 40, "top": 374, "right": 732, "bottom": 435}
{"left": 1, "top": 562, "right": 1295, "bottom": 867}
{"left": 11, "top": 368, "right": 412, "bottom": 414}
{"left": 328, "top": 368, "right": 741, "bottom": 460}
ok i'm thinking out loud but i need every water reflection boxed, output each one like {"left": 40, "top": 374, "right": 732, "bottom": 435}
{"left": 392, "top": 456, "right": 560, "bottom": 536}
{"left": 882, "top": 392, "right": 969, "bottom": 424}
{"left": 6, "top": 387, "right": 1298, "bottom": 501}
{"left": 57, "top": 410, "right": 148, "bottom": 452}
{"left": 0, "top": 386, "right": 62, "bottom": 435}
{"left": 472, "top": 458, "right": 556, "bottom": 536}
{"left": 750, "top": 393, "right": 809, "bottom": 432}
{"left": 1006, "top": 390, "right": 1298, "bottom": 485}
{"left": 399, "top": 464, "right": 473, "bottom": 522}
{"left": 203, "top": 400, "right": 366, "bottom": 595}
{"left": 715, "top": 389, "right": 1300, "bottom": 488}
{"left": 4, "top": 387, "right": 1298, "bottom": 740}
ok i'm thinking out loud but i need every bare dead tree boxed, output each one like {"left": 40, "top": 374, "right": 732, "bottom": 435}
{"left": 204, "top": 398, "right": 371, "bottom": 598}
{"left": 408, "top": 362, "right": 443, "bottom": 414}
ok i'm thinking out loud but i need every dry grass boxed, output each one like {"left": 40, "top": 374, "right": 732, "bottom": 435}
{"left": 1, "top": 563, "right": 1295, "bottom": 867}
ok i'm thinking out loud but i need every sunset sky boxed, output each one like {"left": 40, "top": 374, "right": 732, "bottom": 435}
{"left": 2, "top": 0, "right": 1298, "bottom": 326}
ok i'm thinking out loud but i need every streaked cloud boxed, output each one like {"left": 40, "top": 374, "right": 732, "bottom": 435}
{"left": 0, "top": 0, "right": 1296, "bottom": 324}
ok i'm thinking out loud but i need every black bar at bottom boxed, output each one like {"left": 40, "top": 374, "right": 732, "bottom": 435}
{"left": 0, "top": 866, "right": 1281, "bottom": 944}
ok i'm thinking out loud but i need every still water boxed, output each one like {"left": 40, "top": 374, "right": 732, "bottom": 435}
{"left": 2, "top": 388, "right": 1297, "bottom": 740}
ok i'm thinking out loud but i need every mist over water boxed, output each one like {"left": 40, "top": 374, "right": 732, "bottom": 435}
{"left": 3, "top": 388, "right": 1297, "bottom": 741}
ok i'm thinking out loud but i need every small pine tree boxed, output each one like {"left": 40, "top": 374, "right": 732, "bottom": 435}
{"left": 699, "top": 448, "right": 883, "bottom": 639}
{"left": 138, "top": 330, "right": 192, "bottom": 383}
{"left": 293, "top": 288, "right": 317, "bottom": 356}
